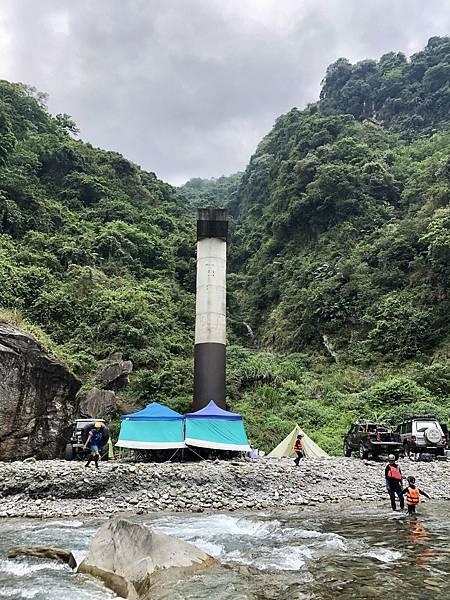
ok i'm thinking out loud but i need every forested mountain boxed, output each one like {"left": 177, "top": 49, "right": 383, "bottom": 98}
{"left": 0, "top": 80, "right": 196, "bottom": 410}
{"left": 0, "top": 37, "right": 449, "bottom": 454}
{"left": 319, "top": 35, "right": 450, "bottom": 139}
{"left": 177, "top": 173, "right": 242, "bottom": 208}
{"left": 225, "top": 37, "right": 449, "bottom": 450}
{"left": 230, "top": 115, "right": 449, "bottom": 362}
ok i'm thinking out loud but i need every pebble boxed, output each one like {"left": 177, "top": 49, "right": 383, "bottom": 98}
{"left": 0, "top": 457, "right": 448, "bottom": 519}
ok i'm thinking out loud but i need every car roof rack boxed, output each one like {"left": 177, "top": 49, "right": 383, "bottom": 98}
{"left": 403, "top": 415, "right": 437, "bottom": 421}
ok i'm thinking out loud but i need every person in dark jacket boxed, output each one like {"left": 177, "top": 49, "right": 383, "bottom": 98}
{"left": 402, "top": 475, "right": 430, "bottom": 515}
{"left": 385, "top": 454, "right": 404, "bottom": 511}
{"left": 293, "top": 433, "right": 304, "bottom": 466}
{"left": 83, "top": 422, "right": 103, "bottom": 468}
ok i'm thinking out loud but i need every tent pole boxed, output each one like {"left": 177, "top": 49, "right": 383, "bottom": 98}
{"left": 167, "top": 448, "right": 180, "bottom": 462}
{"left": 187, "top": 446, "right": 205, "bottom": 461}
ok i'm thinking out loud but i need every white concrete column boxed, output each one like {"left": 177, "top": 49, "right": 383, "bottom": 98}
{"left": 193, "top": 208, "right": 228, "bottom": 410}
{"left": 195, "top": 237, "right": 226, "bottom": 345}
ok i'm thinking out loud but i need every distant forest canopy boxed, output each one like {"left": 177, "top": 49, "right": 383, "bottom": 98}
{"left": 318, "top": 35, "right": 450, "bottom": 139}
{"left": 177, "top": 173, "right": 242, "bottom": 208}
{"left": 0, "top": 36, "right": 448, "bottom": 454}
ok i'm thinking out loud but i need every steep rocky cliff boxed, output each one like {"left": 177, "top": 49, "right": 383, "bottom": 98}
{"left": 0, "top": 323, "right": 81, "bottom": 461}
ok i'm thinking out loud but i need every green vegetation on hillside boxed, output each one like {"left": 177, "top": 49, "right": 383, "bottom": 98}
{"left": 0, "top": 80, "right": 196, "bottom": 408}
{"left": 0, "top": 36, "right": 449, "bottom": 455}
{"left": 319, "top": 36, "right": 450, "bottom": 139}
{"left": 227, "top": 348, "right": 449, "bottom": 454}
{"left": 177, "top": 173, "right": 242, "bottom": 208}
{"left": 227, "top": 37, "right": 450, "bottom": 450}
{"left": 230, "top": 114, "right": 449, "bottom": 363}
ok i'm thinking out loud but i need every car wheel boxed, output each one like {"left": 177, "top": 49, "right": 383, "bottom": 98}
{"left": 359, "top": 443, "right": 369, "bottom": 460}
{"left": 64, "top": 443, "right": 74, "bottom": 461}
{"left": 344, "top": 442, "right": 352, "bottom": 457}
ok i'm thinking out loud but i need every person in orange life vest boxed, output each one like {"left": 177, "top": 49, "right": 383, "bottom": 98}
{"left": 385, "top": 454, "right": 404, "bottom": 511}
{"left": 402, "top": 475, "right": 430, "bottom": 515}
{"left": 293, "top": 433, "right": 304, "bottom": 466}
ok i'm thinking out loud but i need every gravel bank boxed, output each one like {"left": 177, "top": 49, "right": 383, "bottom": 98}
{"left": 0, "top": 457, "right": 449, "bottom": 519}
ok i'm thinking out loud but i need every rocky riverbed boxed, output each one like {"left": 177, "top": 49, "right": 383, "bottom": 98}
{"left": 0, "top": 457, "right": 449, "bottom": 519}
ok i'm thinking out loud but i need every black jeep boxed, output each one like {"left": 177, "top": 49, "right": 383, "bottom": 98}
{"left": 343, "top": 420, "right": 402, "bottom": 460}
{"left": 64, "top": 418, "right": 110, "bottom": 461}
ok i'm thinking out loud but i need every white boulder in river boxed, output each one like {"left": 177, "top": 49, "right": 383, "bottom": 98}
{"left": 78, "top": 517, "right": 217, "bottom": 599}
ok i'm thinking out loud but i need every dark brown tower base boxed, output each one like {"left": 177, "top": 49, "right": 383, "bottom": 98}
{"left": 193, "top": 343, "right": 226, "bottom": 410}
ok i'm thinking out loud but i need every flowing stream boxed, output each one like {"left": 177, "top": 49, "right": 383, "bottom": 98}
{"left": 0, "top": 502, "right": 449, "bottom": 599}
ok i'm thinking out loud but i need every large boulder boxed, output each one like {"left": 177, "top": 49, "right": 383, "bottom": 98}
{"left": 0, "top": 323, "right": 81, "bottom": 461}
{"left": 78, "top": 518, "right": 216, "bottom": 599}
{"left": 79, "top": 387, "right": 117, "bottom": 418}
{"left": 97, "top": 352, "right": 133, "bottom": 390}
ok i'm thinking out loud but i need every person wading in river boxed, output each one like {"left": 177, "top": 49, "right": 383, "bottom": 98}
{"left": 385, "top": 454, "right": 404, "bottom": 511}
{"left": 83, "top": 422, "right": 103, "bottom": 468}
{"left": 293, "top": 433, "right": 304, "bottom": 466}
{"left": 402, "top": 475, "right": 430, "bottom": 515}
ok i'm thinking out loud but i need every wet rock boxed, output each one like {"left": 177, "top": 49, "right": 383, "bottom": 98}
{"left": 8, "top": 546, "right": 77, "bottom": 569}
{"left": 78, "top": 518, "right": 216, "bottom": 599}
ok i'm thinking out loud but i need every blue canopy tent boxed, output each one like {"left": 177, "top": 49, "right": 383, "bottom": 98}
{"left": 185, "top": 400, "right": 250, "bottom": 451}
{"left": 116, "top": 402, "right": 186, "bottom": 449}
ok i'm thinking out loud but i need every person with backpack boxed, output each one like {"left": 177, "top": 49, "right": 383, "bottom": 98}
{"left": 385, "top": 454, "right": 404, "bottom": 511}
{"left": 83, "top": 422, "right": 103, "bottom": 468}
{"left": 402, "top": 475, "right": 431, "bottom": 515}
{"left": 293, "top": 433, "right": 304, "bottom": 466}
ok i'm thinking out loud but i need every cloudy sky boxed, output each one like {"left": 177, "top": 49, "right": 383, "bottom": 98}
{"left": 0, "top": 1, "right": 449, "bottom": 185}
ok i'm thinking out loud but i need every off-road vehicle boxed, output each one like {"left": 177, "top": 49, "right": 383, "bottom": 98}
{"left": 64, "top": 418, "right": 110, "bottom": 461}
{"left": 343, "top": 420, "right": 402, "bottom": 459}
{"left": 395, "top": 416, "right": 446, "bottom": 457}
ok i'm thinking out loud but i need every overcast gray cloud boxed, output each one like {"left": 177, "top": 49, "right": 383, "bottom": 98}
{"left": 0, "top": 1, "right": 449, "bottom": 184}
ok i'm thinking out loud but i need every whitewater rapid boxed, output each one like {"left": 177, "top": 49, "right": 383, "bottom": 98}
{"left": 0, "top": 503, "right": 448, "bottom": 599}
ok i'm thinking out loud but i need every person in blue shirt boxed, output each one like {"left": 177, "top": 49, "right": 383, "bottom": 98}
{"left": 83, "top": 422, "right": 103, "bottom": 468}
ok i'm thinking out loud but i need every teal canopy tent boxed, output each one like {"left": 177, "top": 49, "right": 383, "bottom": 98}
{"left": 116, "top": 402, "right": 186, "bottom": 449}
{"left": 185, "top": 400, "right": 250, "bottom": 451}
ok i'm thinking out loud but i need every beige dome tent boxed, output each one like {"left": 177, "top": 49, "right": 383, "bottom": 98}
{"left": 267, "top": 424, "right": 329, "bottom": 459}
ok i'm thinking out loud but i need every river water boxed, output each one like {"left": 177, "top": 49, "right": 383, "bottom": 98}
{"left": 0, "top": 503, "right": 448, "bottom": 599}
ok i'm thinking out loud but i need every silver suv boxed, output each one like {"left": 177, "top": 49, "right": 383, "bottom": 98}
{"left": 396, "top": 416, "right": 446, "bottom": 456}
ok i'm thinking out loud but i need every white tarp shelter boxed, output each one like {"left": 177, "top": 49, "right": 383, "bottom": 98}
{"left": 267, "top": 424, "right": 329, "bottom": 459}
